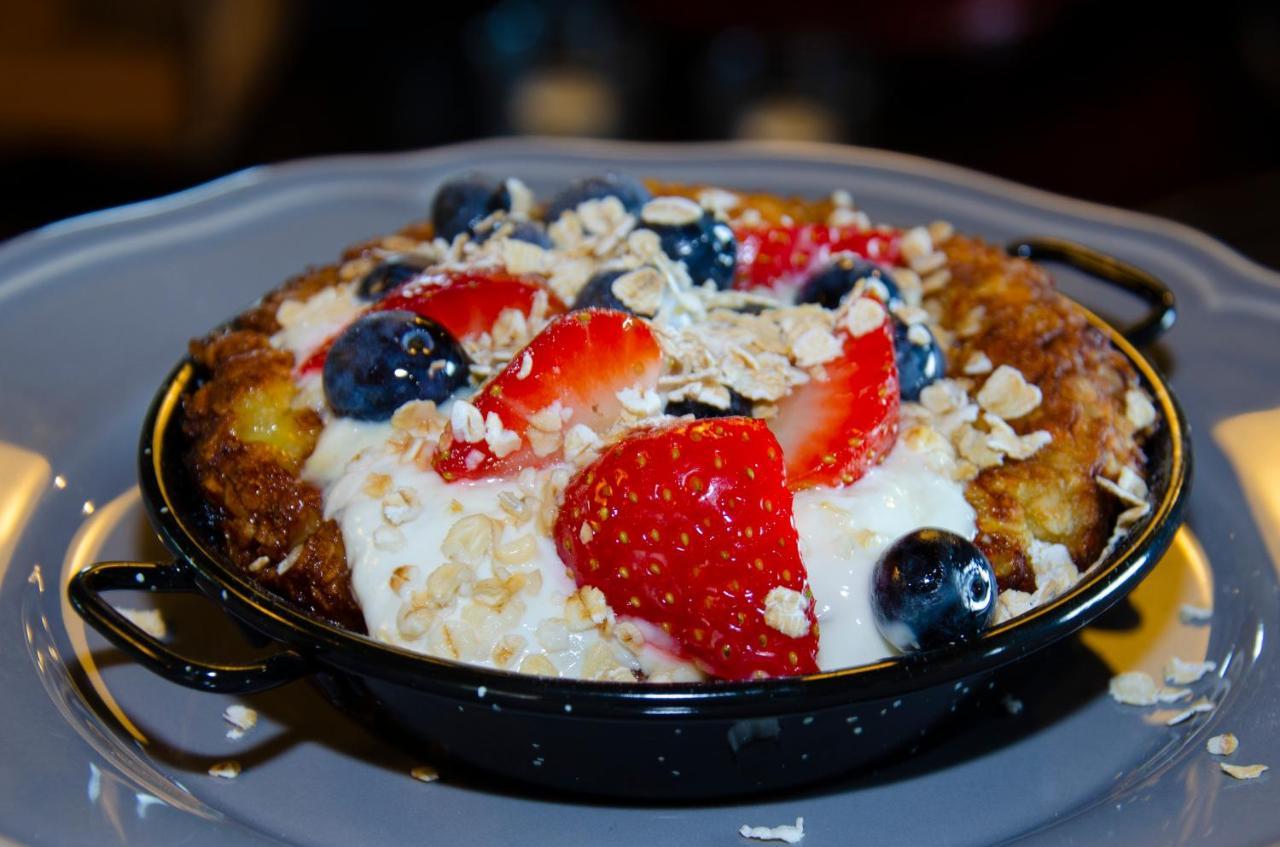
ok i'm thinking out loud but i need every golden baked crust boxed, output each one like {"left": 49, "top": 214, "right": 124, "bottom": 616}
{"left": 184, "top": 328, "right": 363, "bottom": 630}
{"left": 932, "top": 237, "right": 1145, "bottom": 589}
{"left": 181, "top": 217, "right": 439, "bottom": 629}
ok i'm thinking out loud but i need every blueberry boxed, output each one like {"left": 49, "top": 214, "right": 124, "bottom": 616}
{"left": 870, "top": 528, "right": 996, "bottom": 652}
{"left": 892, "top": 319, "right": 946, "bottom": 401}
{"left": 642, "top": 201, "right": 738, "bottom": 290}
{"left": 431, "top": 175, "right": 510, "bottom": 242}
{"left": 797, "top": 257, "right": 901, "bottom": 310}
{"left": 572, "top": 269, "right": 638, "bottom": 314}
{"left": 356, "top": 254, "right": 433, "bottom": 301}
{"left": 545, "top": 173, "right": 651, "bottom": 221}
{"left": 473, "top": 219, "right": 553, "bottom": 249}
{"left": 664, "top": 389, "right": 753, "bottom": 419}
{"left": 512, "top": 221, "right": 553, "bottom": 248}
{"left": 323, "top": 311, "right": 469, "bottom": 420}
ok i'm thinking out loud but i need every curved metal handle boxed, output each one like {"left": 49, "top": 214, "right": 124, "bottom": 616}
{"left": 68, "top": 560, "right": 310, "bottom": 694}
{"left": 1008, "top": 237, "right": 1176, "bottom": 346}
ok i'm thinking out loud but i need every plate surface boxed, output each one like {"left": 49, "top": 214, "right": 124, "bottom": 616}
{"left": 1, "top": 139, "right": 1278, "bottom": 846}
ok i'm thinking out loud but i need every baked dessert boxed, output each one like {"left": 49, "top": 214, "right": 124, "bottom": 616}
{"left": 183, "top": 173, "right": 1156, "bottom": 681}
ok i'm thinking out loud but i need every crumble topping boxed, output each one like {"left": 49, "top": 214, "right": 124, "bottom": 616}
{"left": 504, "top": 177, "right": 535, "bottom": 219}
{"left": 1108, "top": 671, "right": 1160, "bottom": 706}
{"left": 763, "top": 587, "right": 812, "bottom": 638}
{"left": 610, "top": 266, "right": 666, "bottom": 315}
{"left": 208, "top": 761, "right": 241, "bottom": 779}
{"left": 1221, "top": 763, "right": 1268, "bottom": 780}
{"left": 1125, "top": 388, "right": 1158, "bottom": 431}
{"left": 1207, "top": 733, "right": 1239, "bottom": 755}
{"left": 1165, "top": 656, "right": 1217, "bottom": 685}
{"left": 640, "top": 195, "right": 703, "bottom": 227}
{"left": 410, "top": 765, "right": 440, "bottom": 783}
{"left": 697, "top": 187, "right": 740, "bottom": 215}
{"left": 962, "top": 351, "right": 993, "bottom": 375}
{"left": 739, "top": 817, "right": 805, "bottom": 844}
{"left": 975, "top": 365, "right": 1042, "bottom": 420}
{"left": 119, "top": 607, "right": 166, "bottom": 639}
{"left": 904, "top": 376, "right": 1052, "bottom": 490}
{"left": 1156, "top": 686, "right": 1192, "bottom": 703}
{"left": 1165, "top": 697, "right": 1215, "bottom": 726}
{"left": 450, "top": 400, "right": 485, "bottom": 444}
{"left": 222, "top": 705, "right": 258, "bottom": 740}
{"left": 843, "top": 297, "right": 886, "bottom": 337}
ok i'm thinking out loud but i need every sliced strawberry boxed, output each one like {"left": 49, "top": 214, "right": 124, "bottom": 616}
{"left": 433, "top": 309, "right": 662, "bottom": 480}
{"left": 733, "top": 223, "right": 901, "bottom": 290}
{"left": 380, "top": 270, "right": 562, "bottom": 339}
{"left": 770, "top": 300, "right": 900, "bottom": 490}
{"left": 297, "top": 269, "right": 561, "bottom": 375}
{"left": 298, "top": 337, "right": 336, "bottom": 374}
{"left": 554, "top": 418, "right": 818, "bottom": 679}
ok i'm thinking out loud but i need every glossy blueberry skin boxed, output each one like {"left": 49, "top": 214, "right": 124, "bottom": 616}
{"left": 508, "top": 221, "right": 553, "bottom": 248}
{"left": 571, "top": 269, "right": 636, "bottom": 314}
{"left": 871, "top": 528, "right": 997, "bottom": 652}
{"left": 649, "top": 212, "right": 738, "bottom": 290}
{"left": 664, "top": 389, "right": 753, "bottom": 419}
{"left": 797, "top": 257, "right": 902, "bottom": 310}
{"left": 323, "top": 311, "right": 469, "bottom": 421}
{"left": 356, "top": 255, "right": 433, "bottom": 301}
{"left": 545, "top": 174, "right": 651, "bottom": 221}
{"left": 473, "top": 219, "right": 553, "bottom": 249}
{"left": 892, "top": 318, "right": 946, "bottom": 401}
{"left": 431, "top": 175, "right": 509, "bottom": 242}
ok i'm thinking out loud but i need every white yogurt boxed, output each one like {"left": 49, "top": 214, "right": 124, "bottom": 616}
{"left": 306, "top": 411, "right": 974, "bottom": 676}
{"left": 793, "top": 444, "right": 975, "bottom": 670}
{"left": 306, "top": 418, "right": 700, "bottom": 681}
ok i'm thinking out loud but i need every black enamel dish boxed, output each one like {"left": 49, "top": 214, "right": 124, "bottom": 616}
{"left": 68, "top": 237, "right": 1190, "bottom": 800}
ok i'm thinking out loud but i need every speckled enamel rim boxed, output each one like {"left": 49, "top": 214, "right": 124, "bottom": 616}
{"left": 128, "top": 288, "right": 1190, "bottom": 720}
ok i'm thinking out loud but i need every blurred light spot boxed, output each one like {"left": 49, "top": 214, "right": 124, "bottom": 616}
{"left": 735, "top": 96, "right": 839, "bottom": 143}
{"left": 509, "top": 65, "right": 619, "bottom": 137}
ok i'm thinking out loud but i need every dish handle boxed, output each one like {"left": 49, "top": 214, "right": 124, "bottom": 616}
{"left": 1007, "top": 237, "right": 1177, "bottom": 346}
{"left": 68, "top": 560, "right": 310, "bottom": 694}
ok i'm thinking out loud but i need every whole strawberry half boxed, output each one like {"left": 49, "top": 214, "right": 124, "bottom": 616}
{"left": 434, "top": 309, "right": 662, "bottom": 480}
{"left": 734, "top": 223, "right": 901, "bottom": 290}
{"left": 554, "top": 417, "right": 819, "bottom": 680}
{"left": 298, "top": 269, "right": 561, "bottom": 374}
{"left": 770, "top": 301, "right": 900, "bottom": 490}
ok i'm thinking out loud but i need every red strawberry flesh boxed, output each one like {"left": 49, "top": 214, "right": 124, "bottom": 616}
{"left": 770, "top": 301, "right": 900, "bottom": 490}
{"left": 734, "top": 223, "right": 901, "bottom": 290}
{"left": 434, "top": 309, "right": 662, "bottom": 480}
{"left": 297, "top": 269, "right": 561, "bottom": 374}
{"left": 554, "top": 417, "right": 819, "bottom": 680}
{"left": 380, "top": 271, "right": 560, "bottom": 338}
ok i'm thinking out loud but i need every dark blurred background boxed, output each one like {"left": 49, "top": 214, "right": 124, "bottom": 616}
{"left": 2, "top": 0, "right": 1278, "bottom": 266}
